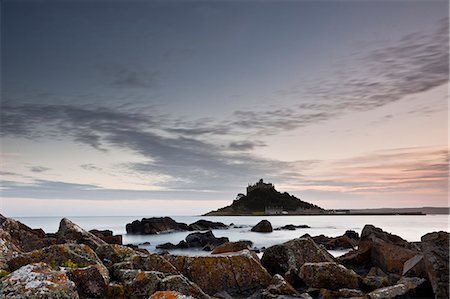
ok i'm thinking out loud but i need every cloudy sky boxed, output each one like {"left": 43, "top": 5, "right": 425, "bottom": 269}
{"left": 1, "top": 0, "right": 448, "bottom": 216}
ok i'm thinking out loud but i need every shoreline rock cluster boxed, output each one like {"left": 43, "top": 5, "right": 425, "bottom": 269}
{"left": 1, "top": 213, "right": 448, "bottom": 299}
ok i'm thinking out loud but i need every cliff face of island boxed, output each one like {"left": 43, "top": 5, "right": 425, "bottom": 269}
{"left": 205, "top": 179, "right": 323, "bottom": 216}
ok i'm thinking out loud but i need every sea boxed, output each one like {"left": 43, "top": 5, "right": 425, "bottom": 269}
{"left": 14, "top": 215, "right": 450, "bottom": 257}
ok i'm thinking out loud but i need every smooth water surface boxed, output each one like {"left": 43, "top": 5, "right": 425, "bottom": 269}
{"left": 15, "top": 215, "right": 449, "bottom": 256}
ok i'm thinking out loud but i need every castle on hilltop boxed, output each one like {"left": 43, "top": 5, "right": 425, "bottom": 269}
{"left": 246, "top": 179, "right": 274, "bottom": 195}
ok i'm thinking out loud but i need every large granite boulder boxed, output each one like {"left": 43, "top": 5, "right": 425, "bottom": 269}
{"left": 112, "top": 253, "right": 179, "bottom": 275}
{"left": 157, "top": 231, "right": 229, "bottom": 251}
{"left": 211, "top": 241, "right": 252, "bottom": 254}
{"left": 367, "top": 277, "right": 431, "bottom": 299}
{"left": 261, "top": 237, "right": 334, "bottom": 285}
{"left": 338, "top": 225, "right": 419, "bottom": 275}
{"left": 251, "top": 220, "right": 273, "bottom": 233}
{"left": 0, "top": 262, "right": 79, "bottom": 298}
{"left": 114, "top": 269, "right": 209, "bottom": 299}
{"left": 187, "top": 220, "right": 227, "bottom": 231}
{"left": 421, "top": 231, "right": 449, "bottom": 299}
{"left": 89, "top": 229, "right": 122, "bottom": 245}
{"left": 165, "top": 250, "right": 272, "bottom": 296}
{"left": 8, "top": 243, "right": 102, "bottom": 271}
{"left": 0, "top": 214, "right": 54, "bottom": 252}
{"left": 68, "top": 264, "right": 109, "bottom": 298}
{"left": 57, "top": 218, "right": 107, "bottom": 250}
{"left": 299, "top": 262, "right": 360, "bottom": 290}
{"left": 126, "top": 217, "right": 188, "bottom": 234}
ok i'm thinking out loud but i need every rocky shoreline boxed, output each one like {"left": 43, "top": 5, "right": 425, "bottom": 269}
{"left": 0, "top": 214, "right": 448, "bottom": 299}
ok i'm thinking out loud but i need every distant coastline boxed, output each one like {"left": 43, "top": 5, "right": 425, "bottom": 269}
{"left": 204, "top": 207, "right": 449, "bottom": 216}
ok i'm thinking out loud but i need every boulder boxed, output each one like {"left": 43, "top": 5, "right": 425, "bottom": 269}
{"left": 125, "top": 217, "right": 188, "bottom": 235}
{"left": 8, "top": 243, "right": 102, "bottom": 271}
{"left": 89, "top": 229, "right": 122, "bottom": 245}
{"left": 338, "top": 225, "right": 419, "bottom": 275}
{"left": 299, "top": 262, "right": 360, "bottom": 290}
{"left": 112, "top": 253, "right": 178, "bottom": 274}
{"left": 0, "top": 228, "right": 21, "bottom": 270}
{"left": 165, "top": 250, "right": 272, "bottom": 296}
{"left": 185, "top": 231, "right": 229, "bottom": 250}
{"left": 68, "top": 264, "right": 109, "bottom": 298}
{"left": 211, "top": 241, "right": 252, "bottom": 254}
{"left": 261, "top": 237, "right": 334, "bottom": 285}
{"left": 0, "top": 214, "right": 54, "bottom": 252}
{"left": 274, "top": 224, "right": 310, "bottom": 231}
{"left": 114, "top": 269, "right": 209, "bottom": 299}
{"left": 150, "top": 291, "right": 195, "bottom": 299}
{"left": 421, "top": 231, "right": 449, "bottom": 299}
{"left": 367, "top": 277, "right": 431, "bottom": 299}
{"left": 0, "top": 262, "right": 79, "bottom": 298}
{"left": 344, "top": 230, "right": 360, "bottom": 240}
{"left": 187, "top": 220, "right": 227, "bottom": 231}
{"left": 251, "top": 220, "right": 273, "bottom": 233}
{"left": 95, "top": 243, "right": 137, "bottom": 267}
{"left": 57, "top": 218, "right": 107, "bottom": 250}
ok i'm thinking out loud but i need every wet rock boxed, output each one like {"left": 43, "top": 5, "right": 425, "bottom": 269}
{"left": 165, "top": 250, "right": 272, "bottom": 296}
{"left": 114, "top": 269, "right": 209, "bottom": 299}
{"left": 0, "top": 213, "right": 54, "bottom": 252}
{"left": 125, "top": 217, "right": 188, "bottom": 235}
{"left": 95, "top": 243, "right": 137, "bottom": 267}
{"left": 185, "top": 231, "right": 229, "bottom": 250}
{"left": 0, "top": 262, "right": 79, "bottom": 298}
{"left": 68, "top": 264, "right": 109, "bottom": 298}
{"left": 261, "top": 237, "right": 334, "bottom": 285}
{"left": 211, "top": 241, "right": 252, "bottom": 254}
{"left": 157, "top": 242, "right": 179, "bottom": 250}
{"left": 299, "top": 262, "right": 360, "bottom": 290}
{"left": 367, "top": 277, "right": 431, "bottom": 299}
{"left": 274, "top": 224, "right": 310, "bottom": 231}
{"left": 251, "top": 220, "right": 273, "bottom": 233}
{"left": 187, "top": 220, "right": 227, "bottom": 231}
{"left": 8, "top": 243, "right": 102, "bottom": 271}
{"left": 421, "top": 231, "right": 449, "bottom": 299}
{"left": 57, "top": 218, "right": 107, "bottom": 250}
{"left": 89, "top": 229, "right": 122, "bottom": 245}
{"left": 150, "top": 291, "right": 195, "bottom": 299}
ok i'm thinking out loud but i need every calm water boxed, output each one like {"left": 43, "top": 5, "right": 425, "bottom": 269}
{"left": 15, "top": 215, "right": 449, "bottom": 256}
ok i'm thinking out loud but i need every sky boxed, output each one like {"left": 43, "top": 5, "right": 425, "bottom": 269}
{"left": 1, "top": 0, "right": 449, "bottom": 216}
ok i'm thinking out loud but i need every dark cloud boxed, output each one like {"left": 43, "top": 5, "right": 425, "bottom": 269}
{"left": 29, "top": 166, "right": 50, "bottom": 173}
{"left": 97, "top": 64, "right": 161, "bottom": 89}
{"left": 228, "top": 140, "right": 266, "bottom": 151}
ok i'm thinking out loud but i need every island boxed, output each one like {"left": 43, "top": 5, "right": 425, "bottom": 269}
{"left": 204, "top": 179, "right": 324, "bottom": 216}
